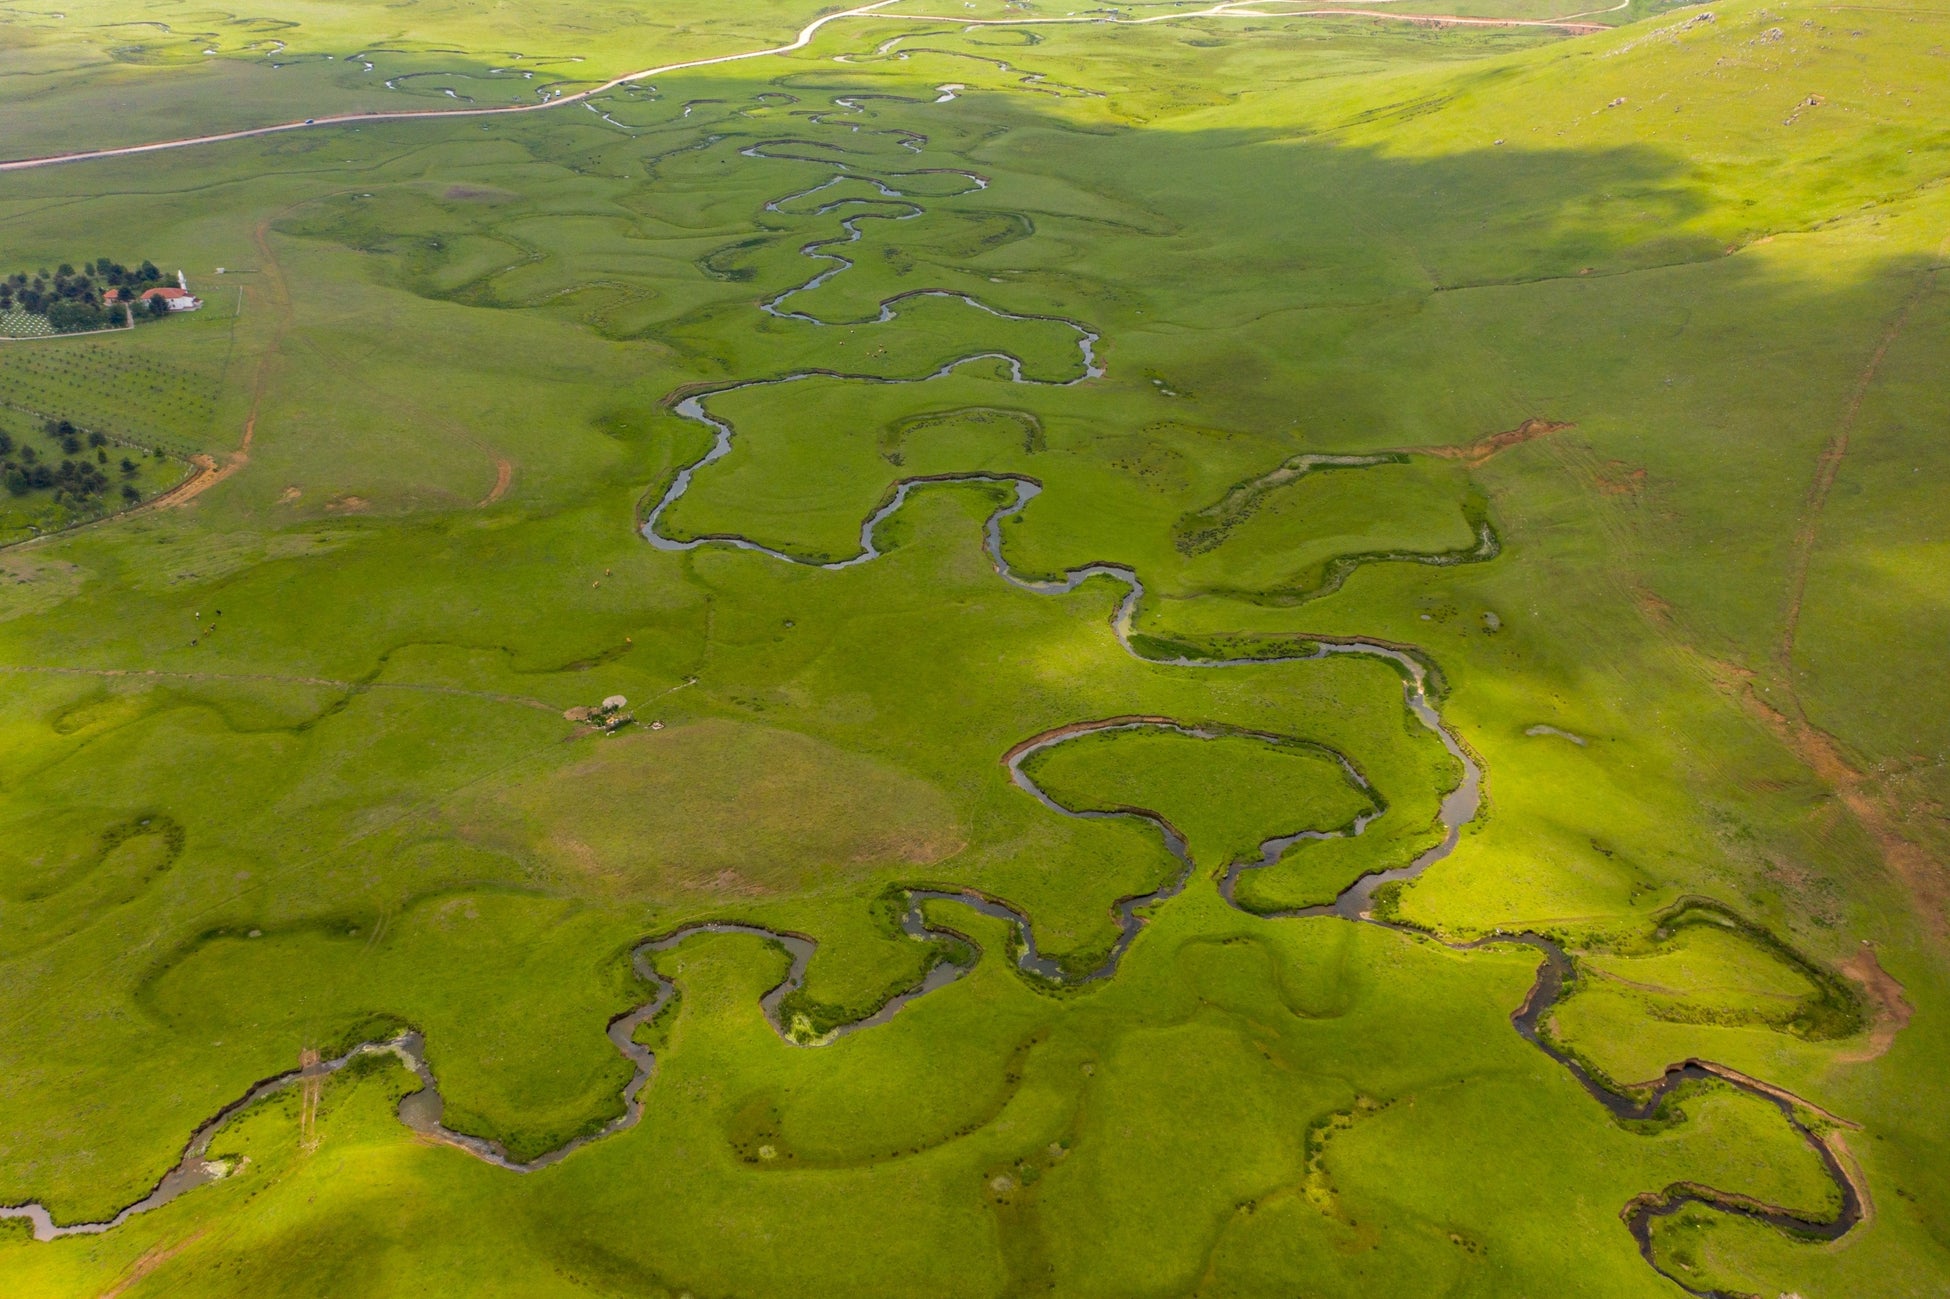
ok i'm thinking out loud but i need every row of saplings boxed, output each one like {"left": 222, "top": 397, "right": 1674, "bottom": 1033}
{"left": 0, "top": 258, "right": 173, "bottom": 332}
{"left": 0, "top": 418, "right": 166, "bottom": 506}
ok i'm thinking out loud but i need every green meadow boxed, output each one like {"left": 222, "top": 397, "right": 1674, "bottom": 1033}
{"left": 1, "top": 0, "right": 1948, "bottom": 1294}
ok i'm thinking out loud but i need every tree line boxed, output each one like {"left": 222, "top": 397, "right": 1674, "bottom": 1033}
{"left": 0, "top": 258, "right": 174, "bottom": 332}
{"left": 0, "top": 416, "right": 164, "bottom": 506}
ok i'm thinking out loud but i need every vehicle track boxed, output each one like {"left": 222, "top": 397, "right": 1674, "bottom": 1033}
{"left": 0, "top": 664, "right": 562, "bottom": 714}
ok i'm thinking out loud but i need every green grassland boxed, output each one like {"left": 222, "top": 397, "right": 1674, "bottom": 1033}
{"left": 0, "top": 0, "right": 1947, "bottom": 1293}
{"left": 1020, "top": 726, "right": 1379, "bottom": 868}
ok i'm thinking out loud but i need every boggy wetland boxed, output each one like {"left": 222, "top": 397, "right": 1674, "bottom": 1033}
{"left": 1, "top": 0, "right": 1949, "bottom": 1295}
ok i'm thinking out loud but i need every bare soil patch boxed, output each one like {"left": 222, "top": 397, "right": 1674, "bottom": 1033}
{"left": 1722, "top": 667, "right": 1950, "bottom": 938}
{"left": 1836, "top": 945, "right": 1914, "bottom": 1062}
{"left": 480, "top": 456, "right": 513, "bottom": 506}
{"left": 1403, "top": 417, "right": 1571, "bottom": 467}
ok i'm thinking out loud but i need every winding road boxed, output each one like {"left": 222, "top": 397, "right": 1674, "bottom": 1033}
{"left": 0, "top": 0, "right": 1616, "bottom": 175}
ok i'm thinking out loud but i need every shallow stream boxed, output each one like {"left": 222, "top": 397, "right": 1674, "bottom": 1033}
{"left": 3, "top": 87, "right": 1861, "bottom": 1295}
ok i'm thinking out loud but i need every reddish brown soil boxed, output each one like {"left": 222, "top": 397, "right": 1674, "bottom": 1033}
{"left": 156, "top": 215, "right": 290, "bottom": 511}
{"left": 480, "top": 456, "right": 513, "bottom": 506}
{"left": 1719, "top": 664, "right": 1950, "bottom": 938}
{"left": 1836, "top": 946, "right": 1915, "bottom": 1063}
{"left": 1404, "top": 418, "right": 1573, "bottom": 467}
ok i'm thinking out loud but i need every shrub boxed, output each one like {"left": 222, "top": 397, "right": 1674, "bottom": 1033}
{"left": 46, "top": 299, "right": 106, "bottom": 332}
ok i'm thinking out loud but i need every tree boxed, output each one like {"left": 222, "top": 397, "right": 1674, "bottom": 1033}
{"left": 0, "top": 433, "right": 11, "bottom": 456}
{"left": 147, "top": 295, "right": 170, "bottom": 319}
{"left": 121, "top": 484, "right": 140, "bottom": 504}
{"left": 87, "top": 431, "right": 106, "bottom": 448}
{"left": 119, "top": 457, "right": 136, "bottom": 474}
{"left": 46, "top": 300, "right": 104, "bottom": 332}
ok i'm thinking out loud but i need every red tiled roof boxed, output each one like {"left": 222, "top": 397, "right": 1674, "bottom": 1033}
{"left": 140, "top": 287, "right": 192, "bottom": 300}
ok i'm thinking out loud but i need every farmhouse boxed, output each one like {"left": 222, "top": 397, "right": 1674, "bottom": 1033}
{"left": 139, "top": 286, "right": 201, "bottom": 312}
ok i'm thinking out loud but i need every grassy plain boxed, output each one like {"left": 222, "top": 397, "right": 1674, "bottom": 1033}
{"left": 1021, "top": 726, "right": 1378, "bottom": 868}
{"left": 0, "top": 0, "right": 1947, "bottom": 1294}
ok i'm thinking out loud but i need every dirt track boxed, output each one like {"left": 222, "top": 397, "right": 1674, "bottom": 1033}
{"left": 1404, "top": 417, "right": 1573, "bottom": 466}
{"left": 1836, "top": 945, "right": 1914, "bottom": 1063}
{"left": 0, "top": 663, "right": 562, "bottom": 715}
{"left": 128, "top": 215, "right": 291, "bottom": 518}
{"left": 1766, "top": 247, "right": 1947, "bottom": 934}
{"left": 480, "top": 457, "right": 514, "bottom": 506}
{"left": 1775, "top": 275, "right": 1931, "bottom": 694}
